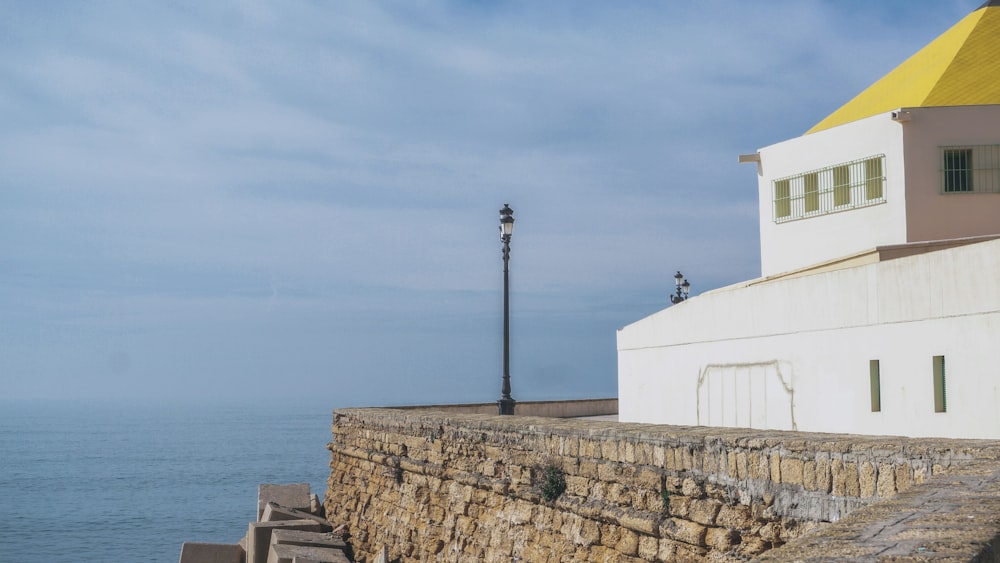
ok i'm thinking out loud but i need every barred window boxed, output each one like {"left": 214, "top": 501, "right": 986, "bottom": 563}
{"left": 772, "top": 155, "right": 886, "bottom": 222}
{"left": 941, "top": 145, "right": 1000, "bottom": 193}
{"left": 833, "top": 165, "right": 851, "bottom": 207}
{"left": 774, "top": 179, "right": 791, "bottom": 219}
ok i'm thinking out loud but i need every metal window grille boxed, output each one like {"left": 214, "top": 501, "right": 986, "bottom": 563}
{"left": 941, "top": 145, "right": 1000, "bottom": 193}
{"left": 772, "top": 155, "right": 886, "bottom": 223}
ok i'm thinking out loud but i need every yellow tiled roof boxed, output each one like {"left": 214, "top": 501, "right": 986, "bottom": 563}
{"left": 807, "top": 1, "right": 1000, "bottom": 134}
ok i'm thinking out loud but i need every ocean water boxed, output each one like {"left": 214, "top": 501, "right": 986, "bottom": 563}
{"left": 0, "top": 400, "right": 333, "bottom": 563}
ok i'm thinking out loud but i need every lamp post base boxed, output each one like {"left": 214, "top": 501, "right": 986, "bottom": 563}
{"left": 498, "top": 398, "right": 516, "bottom": 415}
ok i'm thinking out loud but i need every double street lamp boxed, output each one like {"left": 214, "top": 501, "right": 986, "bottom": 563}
{"left": 671, "top": 271, "right": 691, "bottom": 304}
{"left": 498, "top": 204, "right": 516, "bottom": 415}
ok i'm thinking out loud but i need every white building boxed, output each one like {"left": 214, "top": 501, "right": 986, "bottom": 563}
{"left": 617, "top": 2, "right": 1000, "bottom": 439}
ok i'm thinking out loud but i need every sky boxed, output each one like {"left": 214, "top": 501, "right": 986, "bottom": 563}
{"left": 0, "top": 0, "right": 985, "bottom": 408}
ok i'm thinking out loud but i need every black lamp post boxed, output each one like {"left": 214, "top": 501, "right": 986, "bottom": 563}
{"left": 498, "top": 204, "right": 516, "bottom": 415}
{"left": 671, "top": 271, "right": 691, "bottom": 304}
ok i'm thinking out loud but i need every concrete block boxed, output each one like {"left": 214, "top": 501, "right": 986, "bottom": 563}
{"left": 269, "top": 529, "right": 346, "bottom": 551}
{"left": 261, "top": 502, "right": 331, "bottom": 529}
{"left": 248, "top": 520, "right": 326, "bottom": 563}
{"left": 266, "top": 544, "right": 350, "bottom": 563}
{"left": 259, "top": 483, "right": 311, "bottom": 521}
{"left": 178, "top": 542, "right": 245, "bottom": 563}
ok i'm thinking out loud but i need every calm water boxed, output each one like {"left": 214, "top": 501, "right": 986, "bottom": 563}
{"left": 0, "top": 400, "right": 333, "bottom": 563}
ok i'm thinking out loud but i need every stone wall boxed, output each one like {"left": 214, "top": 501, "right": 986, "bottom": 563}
{"left": 324, "top": 408, "right": 1000, "bottom": 562}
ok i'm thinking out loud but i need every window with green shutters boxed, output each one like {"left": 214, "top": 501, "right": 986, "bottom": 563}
{"left": 804, "top": 172, "right": 819, "bottom": 212}
{"left": 772, "top": 155, "right": 886, "bottom": 222}
{"left": 774, "top": 179, "right": 791, "bottom": 219}
{"left": 933, "top": 355, "right": 947, "bottom": 413}
{"left": 833, "top": 164, "right": 851, "bottom": 207}
{"left": 864, "top": 157, "right": 883, "bottom": 200}
{"left": 869, "top": 360, "right": 881, "bottom": 413}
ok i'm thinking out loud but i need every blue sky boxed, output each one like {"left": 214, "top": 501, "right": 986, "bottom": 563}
{"left": 0, "top": 0, "right": 984, "bottom": 407}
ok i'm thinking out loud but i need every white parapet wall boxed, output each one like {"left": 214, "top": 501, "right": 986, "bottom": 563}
{"left": 618, "top": 236, "right": 1000, "bottom": 439}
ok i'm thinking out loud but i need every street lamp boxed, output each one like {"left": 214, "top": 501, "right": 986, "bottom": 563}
{"left": 498, "top": 204, "right": 516, "bottom": 415}
{"left": 671, "top": 271, "right": 691, "bottom": 304}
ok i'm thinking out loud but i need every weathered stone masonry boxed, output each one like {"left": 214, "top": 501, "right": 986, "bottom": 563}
{"left": 325, "top": 408, "right": 1000, "bottom": 562}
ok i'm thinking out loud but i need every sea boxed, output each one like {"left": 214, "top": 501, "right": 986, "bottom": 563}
{"left": 0, "top": 400, "right": 334, "bottom": 563}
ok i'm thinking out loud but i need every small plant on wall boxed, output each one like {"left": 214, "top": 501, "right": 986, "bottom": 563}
{"left": 540, "top": 465, "right": 567, "bottom": 502}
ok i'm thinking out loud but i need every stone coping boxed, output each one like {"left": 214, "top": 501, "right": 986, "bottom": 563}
{"left": 333, "top": 407, "right": 1000, "bottom": 462}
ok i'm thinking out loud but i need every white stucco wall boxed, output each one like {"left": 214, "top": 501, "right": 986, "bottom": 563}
{"left": 756, "top": 106, "right": 1000, "bottom": 277}
{"left": 756, "top": 113, "right": 907, "bottom": 277}
{"left": 900, "top": 105, "right": 1000, "bottom": 243}
{"left": 618, "top": 238, "right": 1000, "bottom": 439}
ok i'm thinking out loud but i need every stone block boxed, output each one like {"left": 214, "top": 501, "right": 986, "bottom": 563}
{"left": 859, "top": 461, "right": 876, "bottom": 498}
{"left": 688, "top": 499, "right": 721, "bottom": 526}
{"left": 680, "top": 478, "right": 702, "bottom": 498}
{"left": 815, "top": 455, "right": 832, "bottom": 493}
{"left": 736, "top": 452, "right": 748, "bottom": 480}
{"left": 668, "top": 495, "right": 692, "bottom": 518}
{"left": 876, "top": 462, "right": 897, "bottom": 498}
{"left": 716, "top": 504, "right": 753, "bottom": 530}
{"left": 896, "top": 464, "right": 913, "bottom": 492}
{"left": 638, "top": 536, "right": 658, "bottom": 560}
{"left": 844, "top": 462, "right": 861, "bottom": 497}
{"left": 802, "top": 461, "right": 817, "bottom": 491}
{"left": 770, "top": 452, "right": 782, "bottom": 482}
{"left": 780, "top": 458, "right": 804, "bottom": 486}
{"left": 266, "top": 544, "right": 350, "bottom": 563}
{"left": 635, "top": 467, "right": 661, "bottom": 490}
{"left": 261, "top": 502, "right": 332, "bottom": 529}
{"left": 680, "top": 447, "right": 693, "bottom": 471}
{"left": 618, "top": 509, "right": 657, "bottom": 536}
{"left": 748, "top": 452, "right": 765, "bottom": 480}
{"left": 258, "top": 484, "right": 311, "bottom": 521}
{"left": 615, "top": 528, "right": 639, "bottom": 556}
{"left": 662, "top": 518, "right": 706, "bottom": 547}
{"left": 831, "top": 459, "right": 846, "bottom": 495}
{"left": 705, "top": 527, "right": 740, "bottom": 550}
{"left": 178, "top": 542, "right": 245, "bottom": 563}
{"left": 248, "top": 520, "right": 326, "bottom": 563}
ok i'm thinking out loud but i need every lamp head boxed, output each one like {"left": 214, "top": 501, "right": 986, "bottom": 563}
{"left": 499, "top": 204, "right": 514, "bottom": 238}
